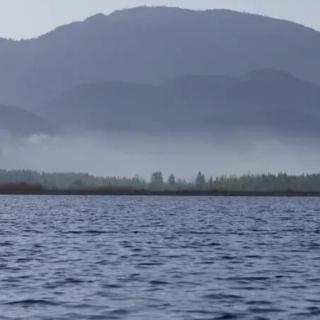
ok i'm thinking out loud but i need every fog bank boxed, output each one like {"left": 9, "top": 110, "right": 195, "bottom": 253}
{"left": 1, "top": 132, "right": 319, "bottom": 179}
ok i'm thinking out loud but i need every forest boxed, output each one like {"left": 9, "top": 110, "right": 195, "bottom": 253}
{"left": 1, "top": 170, "right": 320, "bottom": 195}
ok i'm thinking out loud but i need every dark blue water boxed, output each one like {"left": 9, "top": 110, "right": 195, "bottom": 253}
{"left": 1, "top": 196, "right": 320, "bottom": 320}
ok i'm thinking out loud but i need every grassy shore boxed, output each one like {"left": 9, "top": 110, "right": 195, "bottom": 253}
{"left": 1, "top": 183, "right": 320, "bottom": 197}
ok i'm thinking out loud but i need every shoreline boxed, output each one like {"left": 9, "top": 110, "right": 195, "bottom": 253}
{"left": 1, "top": 189, "right": 320, "bottom": 197}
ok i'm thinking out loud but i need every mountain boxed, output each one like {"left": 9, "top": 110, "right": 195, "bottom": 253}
{"left": 0, "top": 104, "right": 51, "bottom": 135}
{"left": 40, "top": 69, "right": 320, "bottom": 137}
{"left": 1, "top": 7, "right": 320, "bottom": 108}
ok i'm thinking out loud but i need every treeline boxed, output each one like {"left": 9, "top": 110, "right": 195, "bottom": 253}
{"left": 2, "top": 170, "right": 320, "bottom": 193}
{"left": 0, "top": 170, "right": 146, "bottom": 190}
{"left": 146, "top": 172, "right": 320, "bottom": 192}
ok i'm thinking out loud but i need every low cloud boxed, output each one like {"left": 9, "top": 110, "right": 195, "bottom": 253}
{"left": 1, "top": 131, "right": 320, "bottom": 179}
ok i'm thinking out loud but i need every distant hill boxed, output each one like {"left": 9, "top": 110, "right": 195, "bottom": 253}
{"left": 40, "top": 69, "right": 320, "bottom": 137}
{"left": 0, "top": 104, "right": 51, "bottom": 135}
{"left": 1, "top": 7, "right": 320, "bottom": 108}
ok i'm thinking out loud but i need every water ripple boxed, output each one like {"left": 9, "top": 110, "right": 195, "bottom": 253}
{"left": 0, "top": 195, "right": 319, "bottom": 319}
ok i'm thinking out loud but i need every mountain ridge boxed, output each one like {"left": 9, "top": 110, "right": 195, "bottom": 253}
{"left": 1, "top": 7, "right": 319, "bottom": 42}
{"left": 1, "top": 6, "right": 320, "bottom": 108}
{"left": 39, "top": 69, "right": 320, "bottom": 137}
{"left": 0, "top": 104, "right": 51, "bottom": 135}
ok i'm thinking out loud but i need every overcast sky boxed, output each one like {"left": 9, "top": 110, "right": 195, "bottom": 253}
{"left": 0, "top": 0, "right": 319, "bottom": 39}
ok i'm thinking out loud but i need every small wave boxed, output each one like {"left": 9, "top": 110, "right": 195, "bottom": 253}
{"left": 213, "top": 313, "right": 239, "bottom": 319}
{"left": 203, "top": 293, "right": 243, "bottom": 300}
{"left": 249, "top": 307, "right": 284, "bottom": 314}
{"left": 109, "top": 309, "right": 129, "bottom": 315}
{"left": 228, "top": 276, "right": 270, "bottom": 282}
{"left": 149, "top": 280, "right": 169, "bottom": 286}
{"left": 0, "top": 241, "right": 13, "bottom": 247}
{"left": 246, "top": 300, "right": 273, "bottom": 305}
{"left": 65, "top": 277, "right": 86, "bottom": 284}
{"left": 5, "top": 299, "right": 58, "bottom": 306}
{"left": 63, "top": 230, "right": 111, "bottom": 235}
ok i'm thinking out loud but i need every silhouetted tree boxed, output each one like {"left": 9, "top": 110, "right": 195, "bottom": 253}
{"left": 208, "top": 176, "right": 214, "bottom": 189}
{"left": 195, "top": 171, "right": 206, "bottom": 188}
{"left": 150, "top": 171, "right": 164, "bottom": 188}
{"left": 168, "top": 174, "right": 176, "bottom": 186}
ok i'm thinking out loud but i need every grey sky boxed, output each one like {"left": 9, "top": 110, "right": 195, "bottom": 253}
{"left": 0, "top": 0, "right": 319, "bottom": 39}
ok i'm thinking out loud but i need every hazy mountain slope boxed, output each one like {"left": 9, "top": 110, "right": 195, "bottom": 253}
{"left": 40, "top": 69, "right": 320, "bottom": 137}
{"left": 1, "top": 7, "right": 320, "bottom": 108}
{"left": 40, "top": 81, "right": 160, "bottom": 131}
{"left": 0, "top": 104, "right": 51, "bottom": 135}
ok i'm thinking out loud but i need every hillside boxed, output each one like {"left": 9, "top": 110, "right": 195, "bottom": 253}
{"left": 0, "top": 104, "right": 51, "bottom": 135}
{"left": 0, "top": 7, "right": 320, "bottom": 108}
{"left": 40, "top": 69, "right": 320, "bottom": 137}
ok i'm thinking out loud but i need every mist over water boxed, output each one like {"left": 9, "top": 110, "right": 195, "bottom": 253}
{"left": 1, "top": 131, "right": 320, "bottom": 178}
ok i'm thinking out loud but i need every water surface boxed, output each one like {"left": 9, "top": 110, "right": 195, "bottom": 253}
{"left": 0, "top": 196, "right": 320, "bottom": 319}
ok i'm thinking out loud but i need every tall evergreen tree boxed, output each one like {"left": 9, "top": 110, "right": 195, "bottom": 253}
{"left": 208, "top": 176, "right": 214, "bottom": 189}
{"left": 168, "top": 174, "right": 176, "bottom": 186}
{"left": 150, "top": 171, "right": 164, "bottom": 188}
{"left": 195, "top": 171, "right": 206, "bottom": 188}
